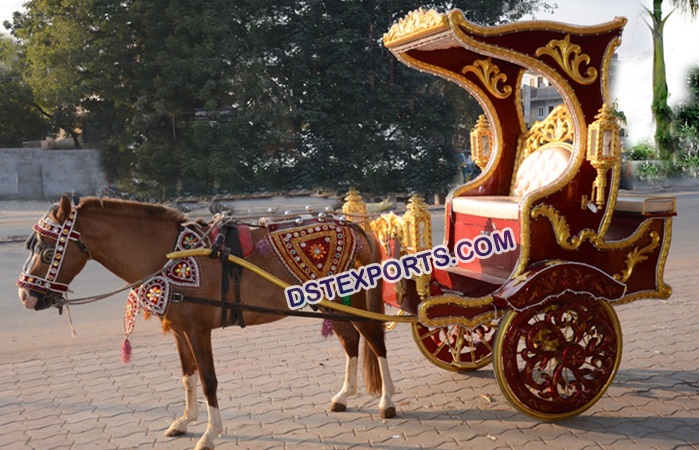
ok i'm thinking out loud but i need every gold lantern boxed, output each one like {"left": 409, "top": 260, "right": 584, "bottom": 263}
{"left": 582, "top": 104, "right": 621, "bottom": 210}
{"left": 470, "top": 114, "right": 492, "bottom": 170}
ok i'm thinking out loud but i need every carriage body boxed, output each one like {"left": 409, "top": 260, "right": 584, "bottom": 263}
{"left": 354, "top": 8, "right": 676, "bottom": 420}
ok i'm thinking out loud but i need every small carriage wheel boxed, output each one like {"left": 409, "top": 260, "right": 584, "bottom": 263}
{"left": 412, "top": 319, "right": 500, "bottom": 372}
{"left": 493, "top": 293, "right": 622, "bottom": 421}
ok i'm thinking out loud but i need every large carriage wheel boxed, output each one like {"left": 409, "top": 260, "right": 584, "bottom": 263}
{"left": 493, "top": 294, "right": 622, "bottom": 420}
{"left": 412, "top": 320, "right": 498, "bottom": 372}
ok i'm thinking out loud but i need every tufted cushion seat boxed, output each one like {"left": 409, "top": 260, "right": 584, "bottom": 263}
{"left": 511, "top": 142, "right": 572, "bottom": 197}
{"left": 451, "top": 142, "right": 572, "bottom": 219}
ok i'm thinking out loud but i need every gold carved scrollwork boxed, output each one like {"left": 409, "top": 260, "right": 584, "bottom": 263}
{"left": 530, "top": 204, "right": 597, "bottom": 250}
{"left": 460, "top": 58, "right": 512, "bottom": 99}
{"left": 369, "top": 213, "right": 404, "bottom": 253}
{"left": 383, "top": 8, "right": 449, "bottom": 47}
{"left": 535, "top": 35, "right": 598, "bottom": 85}
{"left": 519, "top": 104, "right": 573, "bottom": 159}
{"left": 369, "top": 212, "right": 406, "bottom": 302}
{"left": 613, "top": 232, "right": 660, "bottom": 283}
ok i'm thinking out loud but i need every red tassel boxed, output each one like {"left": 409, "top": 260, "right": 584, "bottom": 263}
{"left": 121, "top": 338, "right": 132, "bottom": 363}
{"left": 321, "top": 319, "right": 334, "bottom": 338}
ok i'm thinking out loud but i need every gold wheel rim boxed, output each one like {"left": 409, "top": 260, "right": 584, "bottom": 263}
{"left": 412, "top": 322, "right": 495, "bottom": 372}
{"left": 493, "top": 300, "right": 623, "bottom": 421}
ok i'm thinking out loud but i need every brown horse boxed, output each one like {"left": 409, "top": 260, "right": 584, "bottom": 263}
{"left": 17, "top": 194, "right": 395, "bottom": 450}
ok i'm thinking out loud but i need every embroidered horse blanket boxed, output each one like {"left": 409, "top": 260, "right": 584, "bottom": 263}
{"left": 265, "top": 219, "right": 358, "bottom": 284}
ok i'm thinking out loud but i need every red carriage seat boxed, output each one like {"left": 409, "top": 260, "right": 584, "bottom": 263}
{"left": 442, "top": 104, "right": 575, "bottom": 285}
{"left": 451, "top": 142, "right": 572, "bottom": 220}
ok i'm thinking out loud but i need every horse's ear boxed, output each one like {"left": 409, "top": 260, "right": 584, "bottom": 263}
{"left": 55, "top": 194, "right": 73, "bottom": 223}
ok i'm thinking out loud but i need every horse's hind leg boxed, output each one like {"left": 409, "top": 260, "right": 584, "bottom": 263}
{"left": 165, "top": 330, "right": 199, "bottom": 437}
{"left": 330, "top": 321, "right": 360, "bottom": 412}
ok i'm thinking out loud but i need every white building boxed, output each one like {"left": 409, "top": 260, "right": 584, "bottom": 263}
{"left": 520, "top": 72, "right": 563, "bottom": 128}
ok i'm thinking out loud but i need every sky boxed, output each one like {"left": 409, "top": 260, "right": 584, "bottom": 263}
{"left": 1, "top": 0, "right": 698, "bottom": 144}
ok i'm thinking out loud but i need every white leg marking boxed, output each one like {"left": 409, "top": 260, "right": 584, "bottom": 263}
{"left": 195, "top": 405, "right": 222, "bottom": 450}
{"left": 165, "top": 374, "right": 198, "bottom": 436}
{"left": 331, "top": 355, "right": 358, "bottom": 407}
{"left": 378, "top": 357, "right": 395, "bottom": 412}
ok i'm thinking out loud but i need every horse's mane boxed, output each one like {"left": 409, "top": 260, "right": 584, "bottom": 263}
{"left": 77, "top": 197, "right": 188, "bottom": 224}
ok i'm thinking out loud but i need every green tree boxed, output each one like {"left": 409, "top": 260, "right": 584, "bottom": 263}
{"left": 6, "top": 0, "right": 554, "bottom": 197}
{"left": 644, "top": 0, "right": 698, "bottom": 160}
{"left": 674, "top": 67, "right": 699, "bottom": 153}
{"left": 269, "top": 0, "right": 554, "bottom": 194}
{"left": 0, "top": 35, "right": 50, "bottom": 147}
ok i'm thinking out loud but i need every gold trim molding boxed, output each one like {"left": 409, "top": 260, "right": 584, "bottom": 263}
{"left": 535, "top": 35, "right": 598, "bottom": 85}
{"left": 460, "top": 58, "right": 512, "bottom": 99}
{"left": 418, "top": 294, "right": 499, "bottom": 328}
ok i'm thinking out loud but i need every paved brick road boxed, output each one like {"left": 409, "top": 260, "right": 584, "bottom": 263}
{"left": 2, "top": 194, "right": 698, "bottom": 449}
{"left": 2, "top": 296, "right": 698, "bottom": 449}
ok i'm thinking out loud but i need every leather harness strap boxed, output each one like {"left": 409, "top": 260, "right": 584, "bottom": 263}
{"left": 210, "top": 223, "right": 246, "bottom": 329}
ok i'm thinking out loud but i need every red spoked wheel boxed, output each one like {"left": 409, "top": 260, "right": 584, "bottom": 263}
{"left": 412, "top": 320, "right": 499, "bottom": 372}
{"left": 493, "top": 294, "right": 622, "bottom": 420}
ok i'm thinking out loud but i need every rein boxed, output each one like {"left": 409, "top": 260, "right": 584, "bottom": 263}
{"left": 55, "top": 260, "right": 179, "bottom": 306}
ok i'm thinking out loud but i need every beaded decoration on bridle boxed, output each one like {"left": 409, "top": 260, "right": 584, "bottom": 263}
{"left": 17, "top": 204, "right": 87, "bottom": 297}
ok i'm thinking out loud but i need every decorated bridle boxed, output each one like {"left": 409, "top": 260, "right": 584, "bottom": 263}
{"left": 17, "top": 204, "right": 89, "bottom": 297}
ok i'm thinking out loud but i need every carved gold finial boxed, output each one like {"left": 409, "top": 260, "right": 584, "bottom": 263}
{"left": 403, "top": 194, "right": 433, "bottom": 299}
{"left": 460, "top": 58, "right": 512, "bottom": 99}
{"left": 342, "top": 188, "right": 368, "bottom": 229}
{"left": 535, "top": 35, "right": 597, "bottom": 85}
{"left": 383, "top": 8, "right": 449, "bottom": 47}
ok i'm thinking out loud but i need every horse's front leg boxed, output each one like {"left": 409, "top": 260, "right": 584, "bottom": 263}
{"left": 188, "top": 327, "right": 222, "bottom": 450}
{"left": 330, "top": 321, "right": 360, "bottom": 412}
{"left": 165, "top": 330, "right": 199, "bottom": 437}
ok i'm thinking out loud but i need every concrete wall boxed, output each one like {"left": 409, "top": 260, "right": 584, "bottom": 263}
{"left": 0, "top": 148, "right": 107, "bottom": 199}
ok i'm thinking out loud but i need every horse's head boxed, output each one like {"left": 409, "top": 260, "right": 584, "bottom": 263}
{"left": 17, "top": 194, "right": 91, "bottom": 311}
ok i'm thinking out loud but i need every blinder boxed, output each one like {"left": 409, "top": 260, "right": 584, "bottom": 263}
{"left": 25, "top": 233, "right": 56, "bottom": 264}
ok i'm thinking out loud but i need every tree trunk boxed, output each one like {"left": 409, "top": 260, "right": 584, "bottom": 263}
{"left": 650, "top": 0, "right": 675, "bottom": 160}
{"left": 71, "top": 130, "right": 82, "bottom": 149}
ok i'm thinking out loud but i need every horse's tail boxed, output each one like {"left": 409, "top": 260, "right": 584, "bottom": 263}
{"left": 361, "top": 230, "right": 385, "bottom": 397}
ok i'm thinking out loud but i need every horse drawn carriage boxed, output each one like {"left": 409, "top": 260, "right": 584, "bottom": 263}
{"left": 349, "top": 7, "right": 677, "bottom": 420}
{"left": 17, "top": 7, "right": 676, "bottom": 450}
